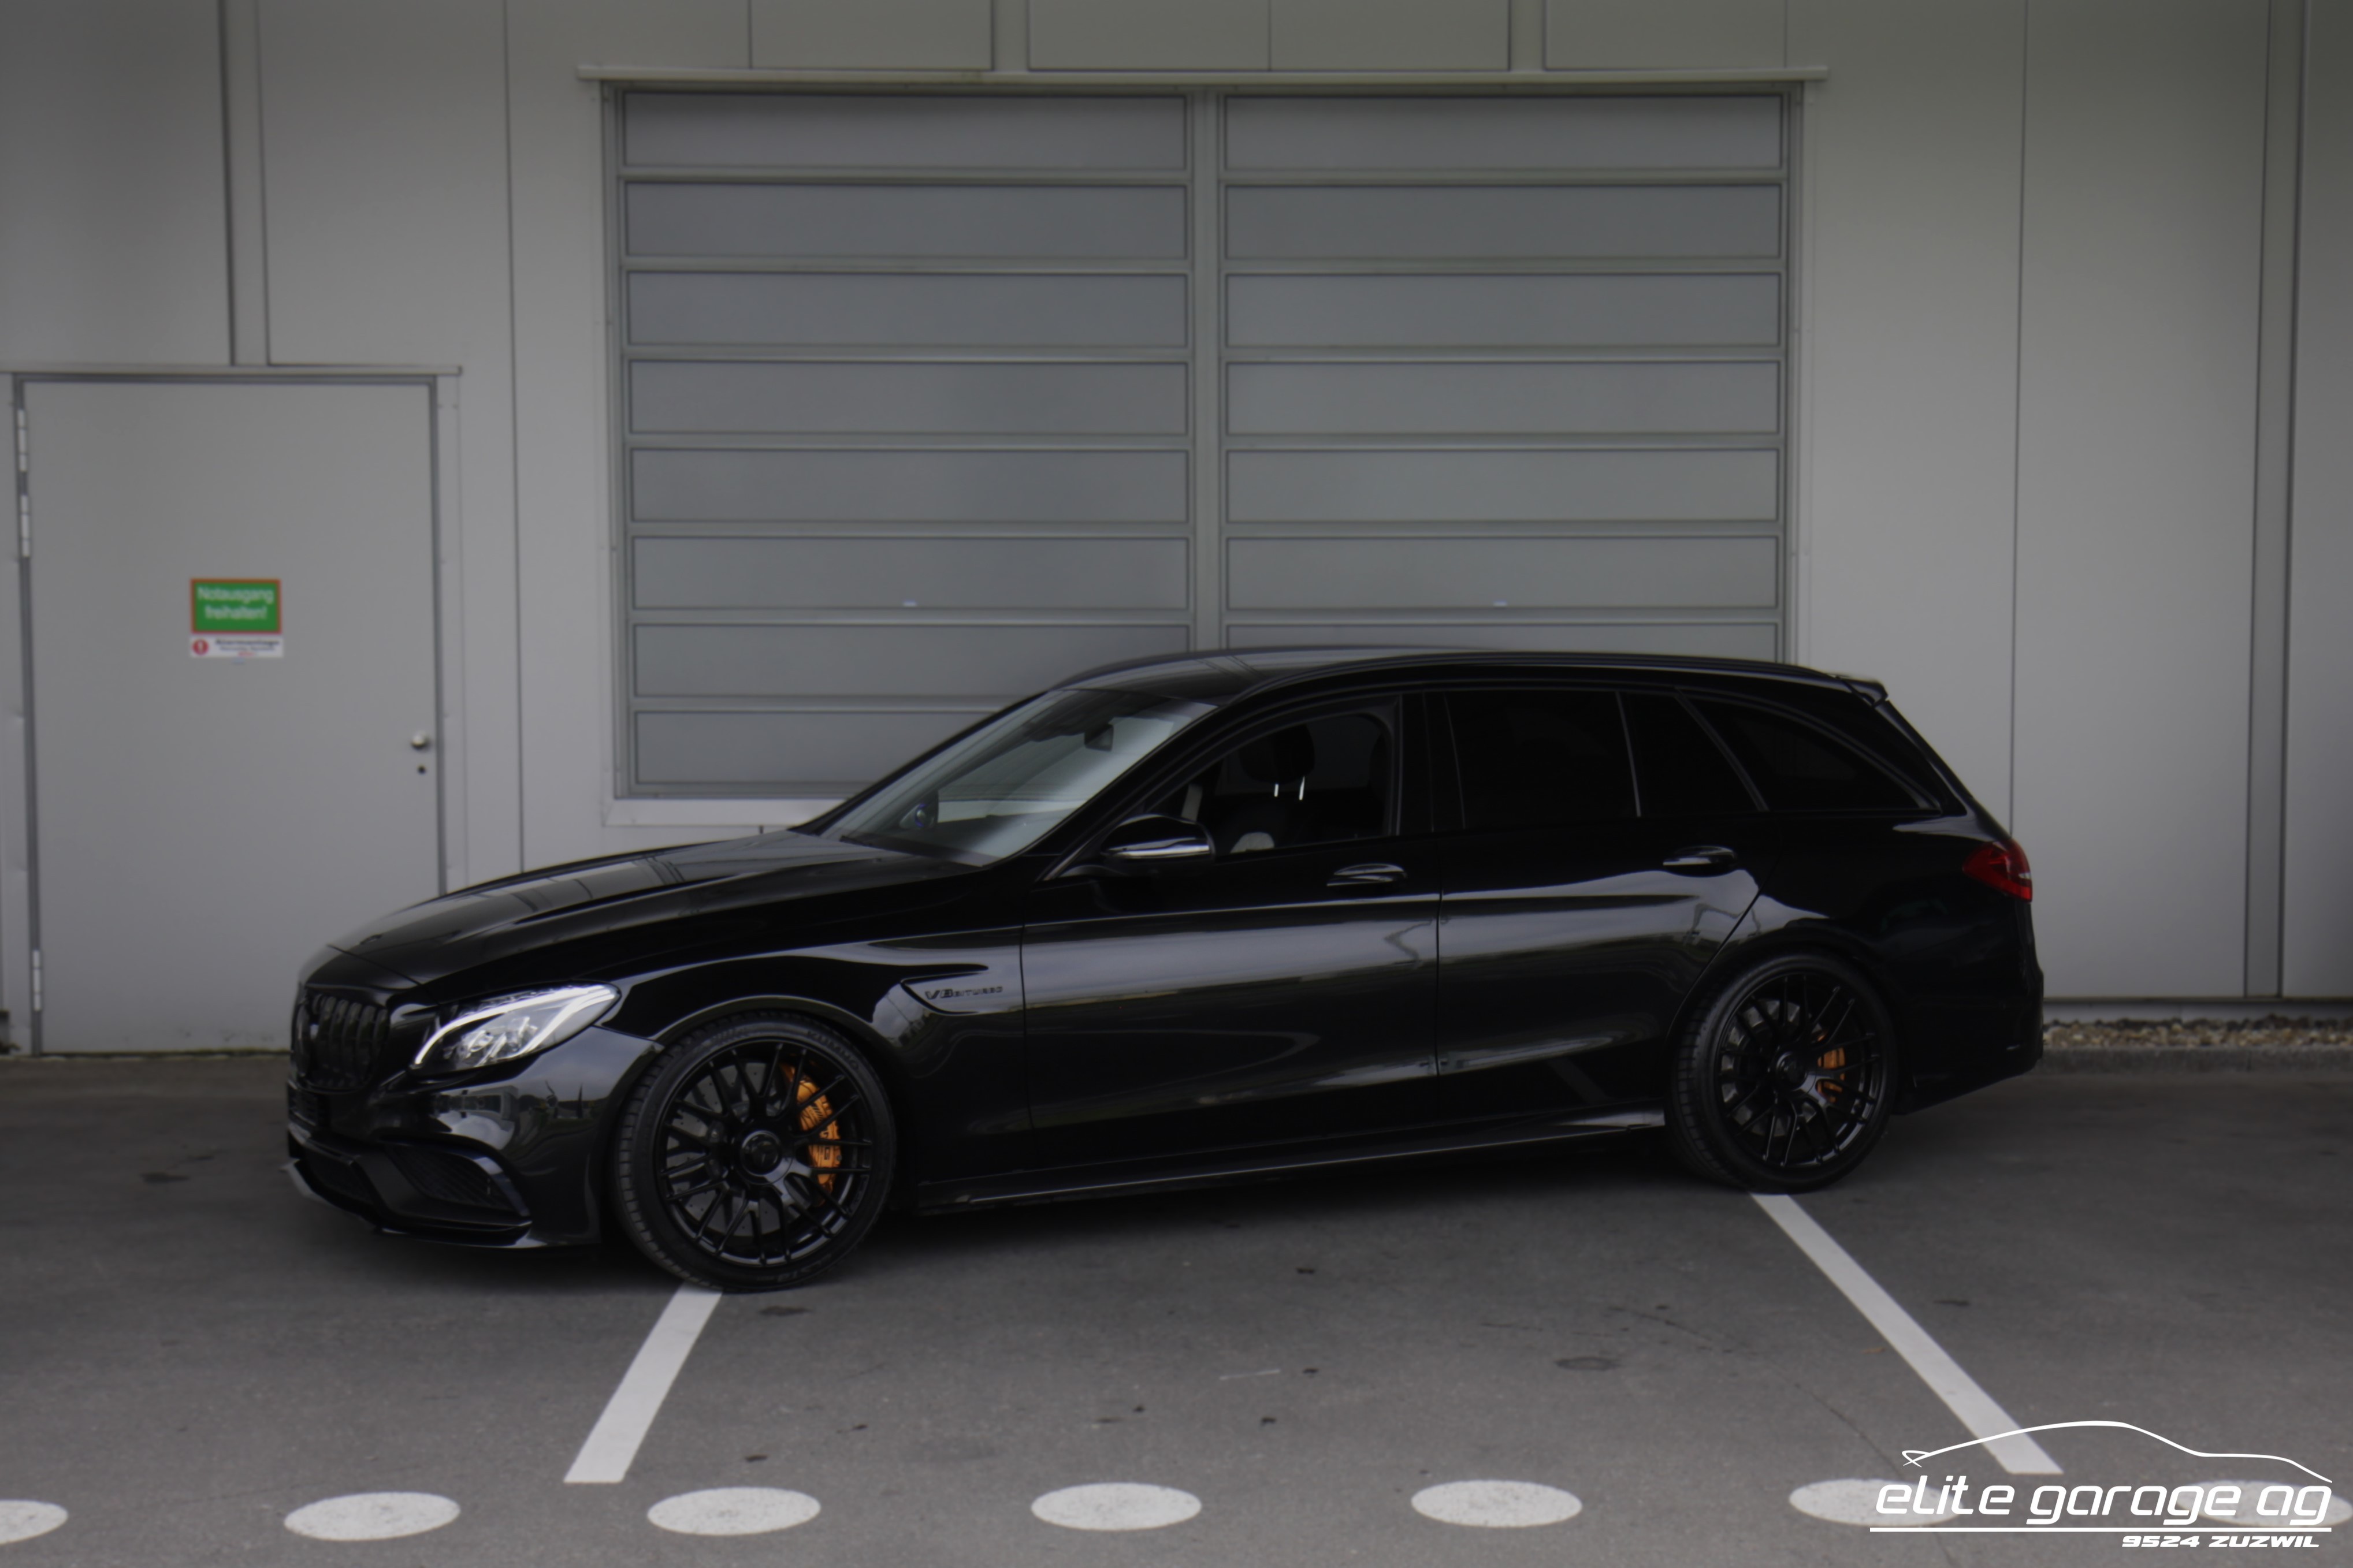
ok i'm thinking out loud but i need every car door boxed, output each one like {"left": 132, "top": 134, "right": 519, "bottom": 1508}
{"left": 1434, "top": 685, "right": 1765, "bottom": 1119}
{"left": 1020, "top": 696, "right": 1441, "bottom": 1168}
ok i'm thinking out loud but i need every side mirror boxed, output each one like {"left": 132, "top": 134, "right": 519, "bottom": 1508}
{"left": 1099, "top": 814, "right": 1214, "bottom": 867}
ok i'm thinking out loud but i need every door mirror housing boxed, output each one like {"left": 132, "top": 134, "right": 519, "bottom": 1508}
{"left": 1099, "top": 814, "right": 1214, "bottom": 867}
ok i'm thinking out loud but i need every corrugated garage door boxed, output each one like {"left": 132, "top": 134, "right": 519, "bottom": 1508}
{"left": 614, "top": 90, "right": 1787, "bottom": 798}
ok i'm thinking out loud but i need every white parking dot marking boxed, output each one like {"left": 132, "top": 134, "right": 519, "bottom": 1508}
{"left": 1031, "top": 1483, "right": 1202, "bottom": 1531}
{"left": 0, "top": 1502, "right": 67, "bottom": 1544}
{"left": 647, "top": 1487, "right": 821, "bottom": 1536}
{"left": 1411, "top": 1480, "right": 1582, "bottom": 1528}
{"left": 1753, "top": 1194, "right": 2061, "bottom": 1474}
{"left": 2195, "top": 1482, "right": 2352, "bottom": 1528}
{"left": 564, "top": 1283, "right": 723, "bottom": 1484}
{"left": 1790, "top": 1478, "right": 1953, "bottom": 1526}
{"left": 282, "top": 1492, "right": 459, "bottom": 1541}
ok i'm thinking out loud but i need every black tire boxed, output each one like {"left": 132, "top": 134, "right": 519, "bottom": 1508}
{"left": 1664, "top": 951, "right": 1897, "bottom": 1193}
{"left": 612, "top": 1012, "right": 895, "bottom": 1291}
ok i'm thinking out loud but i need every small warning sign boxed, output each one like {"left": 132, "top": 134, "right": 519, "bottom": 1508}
{"left": 191, "top": 579, "right": 284, "bottom": 658}
{"left": 191, "top": 634, "right": 283, "bottom": 660}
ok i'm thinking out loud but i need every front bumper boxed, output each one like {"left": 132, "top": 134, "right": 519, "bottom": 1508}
{"left": 285, "top": 1023, "right": 661, "bottom": 1247}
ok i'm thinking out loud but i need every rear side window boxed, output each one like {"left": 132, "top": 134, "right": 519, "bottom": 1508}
{"left": 1694, "top": 699, "right": 1920, "bottom": 812}
{"left": 1444, "top": 688, "right": 1634, "bottom": 829}
{"left": 1623, "top": 692, "right": 1756, "bottom": 817}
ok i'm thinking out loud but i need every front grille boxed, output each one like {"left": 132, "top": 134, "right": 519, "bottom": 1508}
{"left": 292, "top": 992, "right": 391, "bottom": 1090}
{"left": 287, "top": 1084, "right": 327, "bottom": 1131}
{"left": 388, "top": 1144, "right": 519, "bottom": 1216}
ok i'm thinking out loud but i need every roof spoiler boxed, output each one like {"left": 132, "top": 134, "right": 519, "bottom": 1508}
{"left": 1833, "top": 672, "right": 1890, "bottom": 705}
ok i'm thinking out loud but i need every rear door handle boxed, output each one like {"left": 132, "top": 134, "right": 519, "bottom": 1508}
{"left": 1328, "top": 862, "right": 1407, "bottom": 887}
{"left": 1661, "top": 845, "right": 1737, "bottom": 874}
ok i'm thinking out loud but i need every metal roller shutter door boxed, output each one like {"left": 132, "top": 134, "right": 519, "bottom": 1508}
{"left": 612, "top": 90, "right": 1788, "bottom": 798}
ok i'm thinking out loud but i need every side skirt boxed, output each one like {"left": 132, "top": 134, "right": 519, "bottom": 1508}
{"left": 913, "top": 1105, "right": 1665, "bottom": 1213}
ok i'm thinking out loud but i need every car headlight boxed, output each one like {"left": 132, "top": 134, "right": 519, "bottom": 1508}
{"left": 414, "top": 984, "right": 618, "bottom": 1071}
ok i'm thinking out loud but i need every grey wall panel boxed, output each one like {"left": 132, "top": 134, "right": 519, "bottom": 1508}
{"left": 627, "top": 184, "right": 1189, "bottom": 260}
{"left": 1785, "top": 0, "right": 2026, "bottom": 828}
{"left": 1228, "top": 536, "right": 1776, "bottom": 609}
{"left": 749, "top": 0, "right": 993, "bottom": 70}
{"left": 1226, "top": 621, "right": 1780, "bottom": 658}
{"left": 1028, "top": 0, "right": 1271, "bottom": 69}
{"left": 635, "top": 623, "right": 1191, "bottom": 698}
{"left": 625, "top": 93, "right": 1183, "bottom": 169}
{"left": 1226, "top": 95, "right": 1780, "bottom": 170}
{"left": 1269, "top": 0, "right": 1508, "bottom": 70}
{"left": 0, "top": 0, "right": 229, "bottom": 364}
{"left": 1228, "top": 361, "right": 1778, "bottom": 436}
{"left": 1226, "top": 273, "right": 1780, "bottom": 348}
{"left": 633, "top": 361, "right": 1190, "bottom": 435}
{"left": 2010, "top": 0, "right": 2265, "bottom": 997}
{"left": 1228, "top": 450, "right": 1778, "bottom": 523}
{"left": 637, "top": 709, "right": 986, "bottom": 789}
{"left": 2285, "top": 1, "right": 2353, "bottom": 995}
{"left": 634, "top": 537, "right": 1190, "bottom": 610}
{"left": 629, "top": 271, "right": 1190, "bottom": 347}
{"left": 634, "top": 449, "right": 1191, "bottom": 522}
{"left": 1226, "top": 185, "right": 1781, "bottom": 260}
{"left": 1548, "top": 0, "right": 1787, "bottom": 69}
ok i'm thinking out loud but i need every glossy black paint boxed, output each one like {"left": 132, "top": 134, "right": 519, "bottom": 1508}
{"left": 287, "top": 649, "right": 2041, "bottom": 1250}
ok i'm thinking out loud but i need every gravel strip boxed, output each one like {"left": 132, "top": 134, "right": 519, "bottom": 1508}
{"left": 2039, "top": 1015, "right": 2353, "bottom": 1072}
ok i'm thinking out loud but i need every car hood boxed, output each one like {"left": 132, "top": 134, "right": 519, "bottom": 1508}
{"left": 328, "top": 830, "right": 972, "bottom": 989}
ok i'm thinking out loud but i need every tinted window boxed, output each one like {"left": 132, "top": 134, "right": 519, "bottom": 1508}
{"left": 1444, "top": 688, "right": 1634, "bottom": 830}
{"left": 1147, "top": 709, "right": 1395, "bottom": 855}
{"left": 1623, "top": 692, "right": 1757, "bottom": 817}
{"left": 826, "top": 687, "right": 1214, "bottom": 861}
{"left": 1694, "top": 699, "right": 1919, "bottom": 812}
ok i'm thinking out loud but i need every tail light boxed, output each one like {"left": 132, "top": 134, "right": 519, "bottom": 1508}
{"left": 1962, "top": 838, "right": 2033, "bottom": 900}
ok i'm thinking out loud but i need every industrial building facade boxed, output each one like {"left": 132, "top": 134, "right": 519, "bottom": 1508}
{"left": 1, "top": 0, "right": 2345, "bottom": 1051}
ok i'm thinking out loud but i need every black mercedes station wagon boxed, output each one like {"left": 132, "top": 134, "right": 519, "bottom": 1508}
{"left": 289, "top": 650, "right": 2041, "bottom": 1291}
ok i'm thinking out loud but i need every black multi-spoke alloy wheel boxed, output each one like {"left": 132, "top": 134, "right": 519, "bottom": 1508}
{"left": 1665, "top": 952, "right": 1895, "bottom": 1193}
{"left": 613, "top": 1014, "right": 895, "bottom": 1291}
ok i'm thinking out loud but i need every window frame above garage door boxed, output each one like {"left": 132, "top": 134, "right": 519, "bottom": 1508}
{"left": 606, "top": 85, "right": 1794, "bottom": 800}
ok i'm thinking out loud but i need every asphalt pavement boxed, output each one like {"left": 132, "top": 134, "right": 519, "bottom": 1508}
{"left": 1, "top": 1056, "right": 2347, "bottom": 1566}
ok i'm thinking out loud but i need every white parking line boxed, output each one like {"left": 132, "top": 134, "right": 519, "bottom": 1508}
{"left": 564, "top": 1284, "right": 724, "bottom": 1484}
{"left": 1753, "top": 1194, "right": 2061, "bottom": 1475}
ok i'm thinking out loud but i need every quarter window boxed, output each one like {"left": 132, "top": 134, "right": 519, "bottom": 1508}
{"left": 1444, "top": 689, "right": 1634, "bottom": 830}
{"left": 1693, "top": 699, "right": 1919, "bottom": 813}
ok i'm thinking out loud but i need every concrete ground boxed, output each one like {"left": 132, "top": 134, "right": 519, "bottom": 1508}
{"left": 0, "top": 1056, "right": 2347, "bottom": 1566}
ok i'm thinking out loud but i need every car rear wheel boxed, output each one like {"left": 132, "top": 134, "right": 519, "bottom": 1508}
{"left": 1665, "top": 952, "right": 1895, "bottom": 1193}
{"left": 612, "top": 1013, "right": 894, "bottom": 1291}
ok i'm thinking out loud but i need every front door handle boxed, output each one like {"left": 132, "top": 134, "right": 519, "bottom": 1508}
{"left": 1328, "top": 862, "right": 1407, "bottom": 887}
{"left": 1662, "top": 845, "right": 1737, "bottom": 874}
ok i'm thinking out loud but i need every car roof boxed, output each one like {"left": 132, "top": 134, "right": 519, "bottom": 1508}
{"left": 1069, "top": 645, "right": 1885, "bottom": 705}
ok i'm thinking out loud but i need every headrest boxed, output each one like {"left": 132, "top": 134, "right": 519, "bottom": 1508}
{"left": 1237, "top": 725, "right": 1315, "bottom": 783}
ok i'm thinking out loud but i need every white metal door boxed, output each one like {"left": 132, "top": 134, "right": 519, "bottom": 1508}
{"left": 20, "top": 377, "right": 441, "bottom": 1051}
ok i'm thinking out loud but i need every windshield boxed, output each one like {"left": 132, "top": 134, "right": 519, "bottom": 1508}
{"left": 818, "top": 688, "right": 1215, "bottom": 863}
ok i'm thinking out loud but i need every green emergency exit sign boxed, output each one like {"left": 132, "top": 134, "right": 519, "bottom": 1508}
{"left": 191, "top": 579, "right": 280, "bottom": 634}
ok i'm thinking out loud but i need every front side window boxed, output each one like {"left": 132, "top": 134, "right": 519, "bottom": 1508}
{"left": 1444, "top": 688, "right": 1634, "bottom": 830}
{"left": 822, "top": 688, "right": 1214, "bottom": 862}
{"left": 1140, "top": 708, "right": 1396, "bottom": 856}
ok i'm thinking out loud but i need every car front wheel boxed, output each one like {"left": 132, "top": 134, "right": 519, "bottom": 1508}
{"left": 1665, "top": 951, "right": 1896, "bottom": 1193}
{"left": 612, "top": 1012, "right": 895, "bottom": 1291}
